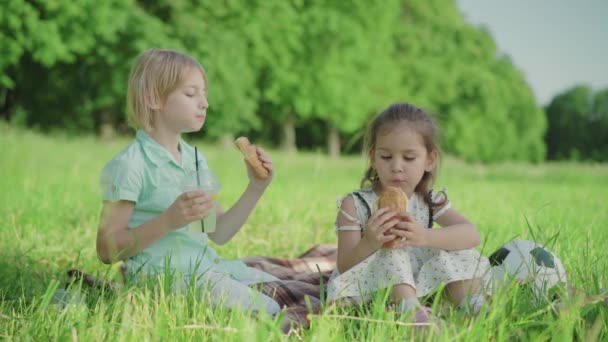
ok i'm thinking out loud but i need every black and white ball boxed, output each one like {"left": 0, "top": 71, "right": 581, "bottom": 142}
{"left": 488, "top": 240, "right": 567, "bottom": 299}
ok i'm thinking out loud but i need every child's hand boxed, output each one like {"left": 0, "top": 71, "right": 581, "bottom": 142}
{"left": 389, "top": 213, "right": 429, "bottom": 248}
{"left": 165, "top": 191, "right": 214, "bottom": 230}
{"left": 362, "top": 208, "right": 401, "bottom": 250}
{"left": 246, "top": 146, "right": 274, "bottom": 191}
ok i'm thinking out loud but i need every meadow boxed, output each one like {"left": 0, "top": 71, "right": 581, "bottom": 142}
{"left": 1, "top": 123, "right": 607, "bottom": 340}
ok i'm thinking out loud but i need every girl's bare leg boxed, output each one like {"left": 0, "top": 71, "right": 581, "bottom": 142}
{"left": 446, "top": 278, "right": 485, "bottom": 312}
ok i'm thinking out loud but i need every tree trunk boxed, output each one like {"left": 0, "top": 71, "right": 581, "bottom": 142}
{"left": 280, "top": 113, "right": 297, "bottom": 154}
{"left": 1, "top": 88, "right": 15, "bottom": 122}
{"left": 220, "top": 133, "right": 235, "bottom": 150}
{"left": 98, "top": 109, "right": 116, "bottom": 140}
{"left": 327, "top": 121, "right": 341, "bottom": 159}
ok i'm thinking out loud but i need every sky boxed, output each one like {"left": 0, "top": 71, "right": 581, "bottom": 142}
{"left": 456, "top": 0, "right": 608, "bottom": 106}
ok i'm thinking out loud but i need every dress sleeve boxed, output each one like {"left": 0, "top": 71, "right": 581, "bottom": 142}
{"left": 335, "top": 194, "right": 364, "bottom": 232}
{"left": 431, "top": 187, "right": 451, "bottom": 220}
{"left": 100, "top": 159, "right": 143, "bottom": 202}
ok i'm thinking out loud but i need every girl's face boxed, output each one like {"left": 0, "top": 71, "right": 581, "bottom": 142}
{"left": 154, "top": 68, "right": 209, "bottom": 134}
{"left": 370, "top": 124, "right": 436, "bottom": 198}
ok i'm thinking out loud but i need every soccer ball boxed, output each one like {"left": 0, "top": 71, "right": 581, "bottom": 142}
{"left": 488, "top": 240, "right": 567, "bottom": 300}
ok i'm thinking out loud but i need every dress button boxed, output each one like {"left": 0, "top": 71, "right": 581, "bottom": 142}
{"left": 214, "top": 258, "right": 221, "bottom": 264}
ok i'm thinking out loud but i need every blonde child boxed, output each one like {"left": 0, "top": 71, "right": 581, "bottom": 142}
{"left": 96, "top": 48, "right": 282, "bottom": 316}
{"left": 327, "top": 103, "right": 490, "bottom": 323}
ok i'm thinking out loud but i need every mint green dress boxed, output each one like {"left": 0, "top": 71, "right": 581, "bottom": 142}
{"left": 100, "top": 130, "right": 280, "bottom": 314}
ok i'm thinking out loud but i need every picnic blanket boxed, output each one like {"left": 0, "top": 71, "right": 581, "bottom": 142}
{"left": 66, "top": 244, "right": 608, "bottom": 333}
{"left": 67, "top": 244, "right": 338, "bottom": 332}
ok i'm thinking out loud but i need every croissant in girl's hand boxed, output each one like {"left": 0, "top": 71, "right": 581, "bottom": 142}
{"left": 377, "top": 186, "right": 409, "bottom": 248}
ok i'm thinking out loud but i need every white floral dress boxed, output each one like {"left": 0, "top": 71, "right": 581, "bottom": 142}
{"left": 327, "top": 188, "right": 491, "bottom": 302}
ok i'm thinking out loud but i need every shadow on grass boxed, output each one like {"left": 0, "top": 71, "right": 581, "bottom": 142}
{"left": 0, "top": 247, "right": 119, "bottom": 310}
{"left": 0, "top": 247, "right": 62, "bottom": 304}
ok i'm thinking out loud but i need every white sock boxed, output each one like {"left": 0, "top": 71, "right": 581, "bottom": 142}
{"left": 459, "top": 295, "right": 484, "bottom": 310}
{"left": 396, "top": 297, "right": 421, "bottom": 313}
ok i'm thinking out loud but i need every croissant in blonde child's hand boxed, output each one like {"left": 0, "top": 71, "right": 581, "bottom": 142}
{"left": 235, "top": 137, "right": 270, "bottom": 180}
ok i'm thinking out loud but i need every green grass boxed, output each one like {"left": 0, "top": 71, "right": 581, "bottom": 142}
{"left": 1, "top": 123, "right": 607, "bottom": 340}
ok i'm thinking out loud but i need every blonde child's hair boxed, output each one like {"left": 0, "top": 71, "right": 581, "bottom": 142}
{"left": 126, "top": 48, "right": 207, "bottom": 131}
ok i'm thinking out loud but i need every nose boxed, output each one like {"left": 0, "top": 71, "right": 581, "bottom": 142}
{"left": 390, "top": 158, "right": 403, "bottom": 173}
{"left": 200, "top": 96, "right": 209, "bottom": 109}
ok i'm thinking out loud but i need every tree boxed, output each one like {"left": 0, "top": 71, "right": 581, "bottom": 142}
{"left": 591, "top": 89, "right": 608, "bottom": 160}
{"left": 392, "top": 0, "right": 546, "bottom": 163}
{"left": 134, "top": 0, "right": 259, "bottom": 143}
{"left": 0, "top": 0, "right": 174, "bottom": 133}
{"left": 545, "top": 85, "right": 608, "bottom": 161}
{"left": 2, "top": 0, "right": 550, "bottom": 164}
{"left": 242, "top": 0, "right": 304, "bottom": 153}
{"left": 286, "top": 0, "right": 403, "bottom": 157}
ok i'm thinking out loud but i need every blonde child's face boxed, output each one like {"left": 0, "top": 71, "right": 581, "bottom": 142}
{"left": 370, "top": 124, "right": 436, "bottom": 198}
{"left": 155, "top": 68, "right": 208, "bottom": 134}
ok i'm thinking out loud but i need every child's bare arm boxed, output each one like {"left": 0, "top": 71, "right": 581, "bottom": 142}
{"left": 207, "top": 184, "right": 265, "bottom": 245}
{"left": 208, "top": 146, "right": 273, "bottom": 245}
{"left": 336, "top": 197, "right": 398, "bottom": 273}
{"left": 96, "top": 200, "right": 165, "bottom": 264}
{"left": 391, "top": 207, "right": 480, "bottom": 251}
{"left": 96, "top": 191, "right": 213, "bottom": 263}
{"left": 391, "top": 204, "right": 479, "bottom": 251}
{"left": 429, "top": 208, "right": 480, "bottom": 250}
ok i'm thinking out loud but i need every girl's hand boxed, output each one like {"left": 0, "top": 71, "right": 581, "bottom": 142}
{"left": 165, "top": 191, "right": 214, "bottom": 230}
{"left": 246, "top": 146, "right": 274, "bottom": 191}
{"left": 389, "top": 213, "right": 429, "bottom": 248}
{"left": 362, "top": 208, "right": 401, "bottom": 250}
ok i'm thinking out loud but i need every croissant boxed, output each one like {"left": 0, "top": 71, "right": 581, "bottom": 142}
{"left": 377, "top": 186, "right": 409, "bottom": 248}
{"left": 235, "top": 137, "right": 269, "bottom": 180}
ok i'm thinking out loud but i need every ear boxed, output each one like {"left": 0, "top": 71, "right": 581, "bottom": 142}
{"left": 368, "top": 149, "right": 375, "bottom": 164}
{"left": 145, "top": 94, "right": 162, "bottom": 111}
{"left": 425, "top": 149, "right": 438, "bottom": 172}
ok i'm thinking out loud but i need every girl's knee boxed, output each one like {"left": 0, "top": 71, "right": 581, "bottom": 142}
{"left": 393, "top": 283, "right": 416, "bottom": 293}
{"left": 447, "top": 278, "right": 479, "bottom": 287}
{"left": 392, "top": 283, "right": 417, "bottom": 302}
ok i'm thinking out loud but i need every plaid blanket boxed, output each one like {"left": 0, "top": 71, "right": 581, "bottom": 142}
{"left": 242, "top": 244, "right": 337, "bottom": 332}
{"left": 67, "top": 244, "right": 338, "bottom": 333}
{"left": 242, "top": 244, "right": 337, "bottom": 284}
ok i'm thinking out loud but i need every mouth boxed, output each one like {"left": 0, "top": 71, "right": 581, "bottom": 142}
{"left": 195, "top": 115, "right": 206, "bottom": 121}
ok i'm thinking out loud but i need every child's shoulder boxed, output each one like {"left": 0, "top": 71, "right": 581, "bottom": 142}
{"left": 100, "top": 140, "right": 147, "bottom": 200}
{"left": 348, "top": 187, "right": 375, "bottom": 196}
{"left": 102, "top": 139, "right": 146, "bottom": 172}
{"left": 341, "top": 188, "right": 375, "bottom": 201}
{"left": 340, "top": 188, "right": 376, "bottom": 208}
{"left": 428, "top": 187, "right": 449, "bottom": 205}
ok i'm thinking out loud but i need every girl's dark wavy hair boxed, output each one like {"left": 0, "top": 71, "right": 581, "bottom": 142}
{"left": 361, "top": 102, "right": 447, "bottom": 208}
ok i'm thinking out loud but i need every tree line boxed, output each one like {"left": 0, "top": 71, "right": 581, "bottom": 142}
{"left": 545, "top": 86, "right": 608, "bottom": 162}
{"left": 2, "top": 0, "right": 602, "bottom": 162}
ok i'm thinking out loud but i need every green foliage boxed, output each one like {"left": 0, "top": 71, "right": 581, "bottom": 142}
{"left": 1, "top": 0, "right": 150, "bottom": 132}
{"left": 245, "top": 0, "right": 304, "bottom": 120}
{"left": 1, "top": 0, "right": 548, "bottom": 162}
{"left": 395, "top": 0, "right": 546, "bottom": 163}
{"left": 148, "top": 0, "right": 260, "bottom": 138}
{"left": 294, "top": 0, "right": 403, "bottom": 133}
{"left": 545, "top": 85, "right": 608, "bottom": 161}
